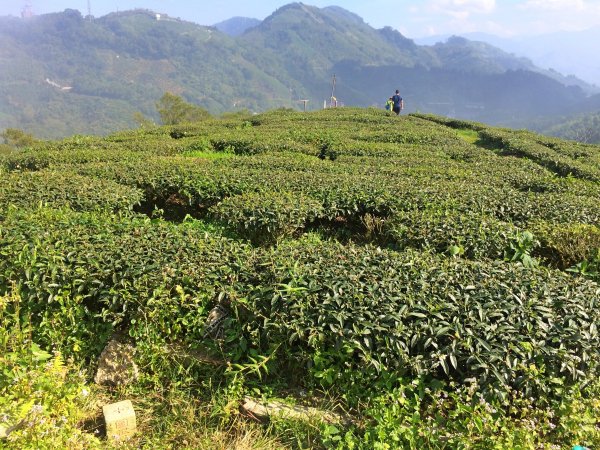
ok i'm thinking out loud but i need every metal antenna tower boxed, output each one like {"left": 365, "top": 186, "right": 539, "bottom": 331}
{"left": 329, "top": 74, "right": 338, "bottom": 108}
{"left": 87, "top": 0, "right": 93, "bottom": 21}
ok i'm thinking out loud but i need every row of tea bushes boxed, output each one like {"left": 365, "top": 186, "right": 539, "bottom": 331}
{"left": 478, "top": 128, "right": 600, "bottom": 182}
{"left": 1, "top": 207, "right": 599, "bottom": 402}
{"left": 0, "top": 207, "right": 253, "bottom": 358}
{"left": 0, "top": 170, "right": 142, "bottom": 215}
{"left": 2, "top": 150, "right": 598, "bottom": 267}
{"left": 242, "top": 236, "right": 600, "bottom": 400}
{"left": 2, "top": 109, "right": 598, "bottom": 268}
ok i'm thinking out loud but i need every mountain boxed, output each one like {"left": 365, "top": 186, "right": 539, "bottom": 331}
{"left": 0, "top": 4, "right": 595, "bottom": 138}
{"left": 0, "top": 9, "right": 291, "bottom": 137}
{"left": 417, "top": 29, "right": 600, "bottom": 90}
{"left": 213, "top": 16, "right": 261, "bottom": 36}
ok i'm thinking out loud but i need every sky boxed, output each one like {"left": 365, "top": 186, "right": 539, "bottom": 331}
{"left": 2, "top": 0, "right": 600, "bottom": 38}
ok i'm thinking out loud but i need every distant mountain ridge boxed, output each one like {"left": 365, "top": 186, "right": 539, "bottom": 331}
{"left": 0, "top": 3, "right": 596, "bottom": 138}
{"left": 213, "top": 16, "right": 261, "bottom": 36}
{"left": 416, "top": 29, "right": 600, "bottom": 90}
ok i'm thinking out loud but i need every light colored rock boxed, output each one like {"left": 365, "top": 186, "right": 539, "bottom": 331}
{"left": 95, "top": 336, "right": 139, "bottom": 387}
{"left": 241, "top": 396, "right": 348, "bottom": 424}
{"left": 103, "top": 400, "right": 136, "bottom": 441}
{"left": 0, "top": 421, "right": 24, "bottom": 440}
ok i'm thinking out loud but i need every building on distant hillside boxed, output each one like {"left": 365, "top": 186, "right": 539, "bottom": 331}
{"left": 21, "top": 3, "right": 34, "bottom": 19}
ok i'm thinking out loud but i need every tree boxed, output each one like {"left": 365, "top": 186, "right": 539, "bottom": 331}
{"left": 132, "top": 112, "right": 156, "bottom": 129}
{"left": 1, "top": 128, "right": 37, "bottom": 148}
{"left": 155, "top": 93, "right": 210, "bottom": 125}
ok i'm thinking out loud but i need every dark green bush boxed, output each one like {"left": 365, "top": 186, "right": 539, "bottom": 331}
{"left": 384, "top": 207, "right": 520, "bottom": 259}
{"left": 210, "top": 191, "right": 324, "bottom": 244}
{"left": 239, "top": 237, "right": 600, "bottom": 400}
{"left": 0, "top": 170, "right": 142, "bottom": 214}
{"left": 0, "top": 207, "right": 253, "bottom": 358}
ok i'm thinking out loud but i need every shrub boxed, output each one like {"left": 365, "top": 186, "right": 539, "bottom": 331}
{"left": 384, "top": 207, "right": 519, "bottom": 260}
{"left": 238, "top": 238, "right": 600, "bottom": 400}
{"left": 532, "top": 221, "right": 600, "bottom": 269}
{"left": 0, "top": 288, "right": 101, "bottom": 448}
{"left": 210, "top": 191, "right": 324, "bottom": 245}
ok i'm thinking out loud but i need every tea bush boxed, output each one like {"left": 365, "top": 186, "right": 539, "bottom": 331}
{"left": 239, "top": 237, "right": 600, "bottom": 399}
{"left": 0, "top": 170, "right": 142, "bottom": 214}
{"left": 0, "top": 207, "right": 254, "bottom": 358}
{"left": 211, "top": 191, "right": 324, "bottom": 244}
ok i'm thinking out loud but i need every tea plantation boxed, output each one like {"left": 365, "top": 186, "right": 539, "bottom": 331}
{"left": 1, "top": 108, "right": 599, "bottom": 448}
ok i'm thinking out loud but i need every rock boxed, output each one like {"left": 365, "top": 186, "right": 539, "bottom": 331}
{"left": 202, "top": 304, "right": 230, "bottom": 339}
{"left": 241, "top": 396, "right": 349, "bottom": 425}
{"left": 95, "top": 335, "right": 139, "bottom": 387}
{"left": 102, "top": 400, "right": 136, "bottom": 441}
{"left": 0, "top": 421, "right": 24, "bottom": 440}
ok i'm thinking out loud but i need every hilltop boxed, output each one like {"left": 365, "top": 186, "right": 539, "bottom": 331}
{"left": 0, "top": 4, "right": 596, "bottom": 138}
{"left": 1, "top": 108, "right": 599, "bottom": 447}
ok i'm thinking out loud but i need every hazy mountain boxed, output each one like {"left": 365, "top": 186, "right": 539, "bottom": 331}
{"left": 0, "top": 4, "right": 595, "bottom": 138}
{"left": 213, "top": 16, "right": 261, "bottom": 36}
{"left": 417, "top": 29, "right": 600, "bottom": 90}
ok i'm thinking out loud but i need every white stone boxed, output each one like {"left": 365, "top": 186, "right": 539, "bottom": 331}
{"left": 103, "top": 400, "right": 136, "bottom": 441}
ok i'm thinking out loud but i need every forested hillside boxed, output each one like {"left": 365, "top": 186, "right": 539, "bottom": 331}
{"left": 0, "top": 4, "right": 595, "bottom": 138}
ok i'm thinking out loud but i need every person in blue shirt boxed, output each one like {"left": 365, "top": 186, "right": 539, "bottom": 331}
{"left": 392, "top": 89, "right": 404, "bottom": 115}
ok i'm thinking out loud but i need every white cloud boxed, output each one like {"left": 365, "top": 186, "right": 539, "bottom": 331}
{"left": 428, "top": 0, "right": 496, "bottom": 19}
{"left": 517, "top": 0, "right": 600, "bottom": 32}
{"left": 520, "top": 0, "right": 586, "bottom": 11}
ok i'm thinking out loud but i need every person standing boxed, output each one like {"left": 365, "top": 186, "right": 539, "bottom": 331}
{"left": 392, "top": 89, "right": 404, "bottom": 115}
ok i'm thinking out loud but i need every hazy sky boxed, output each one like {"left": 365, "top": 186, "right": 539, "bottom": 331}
{"left": 2, "top": 0, "right": 600, "bottom": 38}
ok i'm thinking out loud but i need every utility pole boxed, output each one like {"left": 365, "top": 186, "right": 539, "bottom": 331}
{"left": 330, "top": 74, "right": 337, "bottom": 108}
{"left": 298, "top": 99, "right": 309, "bottom": 112}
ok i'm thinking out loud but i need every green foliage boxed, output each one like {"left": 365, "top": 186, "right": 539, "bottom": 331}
{"left": 133, "top": 111, "right": 156, "bottom": 129}
{"left": 0, "top": 170, "right": 142, "bottom": 215}
{"left": 532, "top": 221, "right": 600, "bottom": 270}
{"left": 241, "top": 238, "right": 600, "bottom": 400}
{"left": 478, "top": 127, "right": 600, "bottom": 182}
{"left": 385, "top": 208, "right": 518, "bottom": 259}
{"left": 1, "top": 109, "right": 600, "bottom": 448}
{"left": 543, "top": 111, "right": 600, "bottom": 144}
{"left": 0, "top": 288, "right": 101, "bottom": 448}
{"left": 156, "top": 92, "right": 210, "bottom": 126}
{"left": 504, "top": 230, "right": 538, "bottom": 268}
{"left": 332, "top": 379, "right": 600, "bottom": 449}
{"left": 1, "top": 128, "right": 37, "bottom": 148}
{"left": 211, "top": 191, "right": 324, "bottom": 244}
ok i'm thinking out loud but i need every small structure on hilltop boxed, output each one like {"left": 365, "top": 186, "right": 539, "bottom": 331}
{"left": 21, "top": 3, "right": 34, "bottom": 19}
